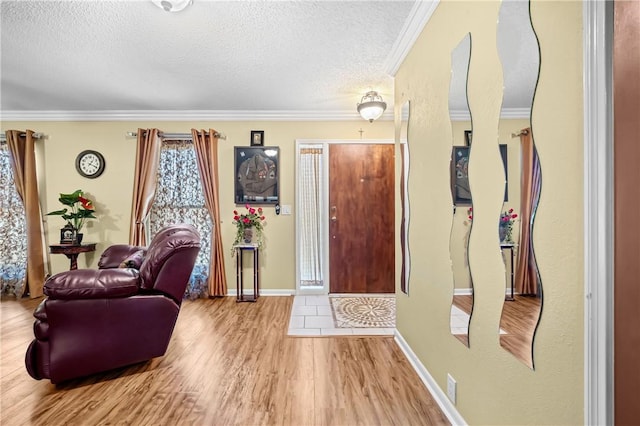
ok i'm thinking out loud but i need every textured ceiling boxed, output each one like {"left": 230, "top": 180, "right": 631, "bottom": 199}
{"left": 1, "top": 0, "right": 416, "bottom": 118}
{"left": 0, "top": 0, "right": 536, "bottom": 120}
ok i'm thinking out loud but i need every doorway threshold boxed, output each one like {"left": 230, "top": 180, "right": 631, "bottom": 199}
{"left": 287, "top": 294, "right": 396, "bottom": 337}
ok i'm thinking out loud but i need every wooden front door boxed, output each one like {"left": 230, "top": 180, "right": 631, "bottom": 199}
{"left": 614, "top": 0, "right": 640, "bottom": 422}
{"left": 329, "top": 144, "right": 394, "bottom": 293}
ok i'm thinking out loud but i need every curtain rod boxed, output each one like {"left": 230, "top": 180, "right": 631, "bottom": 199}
{"left": 126, "top": 130, "right": 226, "bottom": 140}
{"left": 0, "top": 132, "right": 45, "bottom": 142}
{"left": 511, "top": 129, "right": 530, "bottom": 138}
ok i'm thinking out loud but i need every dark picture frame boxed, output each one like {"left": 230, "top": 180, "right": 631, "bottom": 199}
{"left": 60, "top": 224, "right": 76, "bottom": 244}
{"left": 451, "top": 146, "right": 472, "bottom": 205}
{"left": 250, "top": 130, "right": 264, "bottom": 146}
{"left": 500, "top": 144, "right": 508, "bottom": 202}
{"left": 234, "top": 146, "right": 279, "bottom": 205}
{"left": 464, "top": 130, "right": 472, "bottom": 146}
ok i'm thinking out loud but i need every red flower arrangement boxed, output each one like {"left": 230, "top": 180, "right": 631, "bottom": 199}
{"left": 232, "top": 204, "right": 266, "bottom": 248}
{"left": 465, "top": 207, "right": 518, "bottom": 242}
{"left": 500, "top": 208, "right": 518, "bottom": 242}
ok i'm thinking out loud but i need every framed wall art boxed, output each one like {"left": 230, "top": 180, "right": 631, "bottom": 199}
{"left": 451, "top": 146, "right": 472, "bottom": 205}
{"left": 450, "top": 143, "right": 508, "bottom": 205}
{"left": 499, "top": 144, "right": 508, "bottom": 202}
{"left": 250, "top": 130, "right": 264, "bottom": 146}
{"left": 234, "top": 146, "right": 279, "bottom": 204}
{"left": 464, "top": 130, "right": 472, "bottom": 146}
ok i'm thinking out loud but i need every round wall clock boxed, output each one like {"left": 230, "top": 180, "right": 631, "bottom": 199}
{"left": 75, "top": 150, "right": 105, "bottom": 179}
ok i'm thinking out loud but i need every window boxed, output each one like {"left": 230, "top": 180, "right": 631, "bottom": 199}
{"left": 0, "top": 144, "right": 27, "bottom": 296}
{"left": 149, "top": 140, "right": 212, "bottom": 299}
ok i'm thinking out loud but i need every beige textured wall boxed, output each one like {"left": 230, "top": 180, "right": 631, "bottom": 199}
{"left": 1, "top": 120, "right": 393, "bottom": 289}
{"left": 394, "top": 0, "right": 583, "bottom": 424}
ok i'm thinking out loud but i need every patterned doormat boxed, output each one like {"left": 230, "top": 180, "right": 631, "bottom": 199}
{"left": 330, "top": 296, "right": 395, "bottom": 328}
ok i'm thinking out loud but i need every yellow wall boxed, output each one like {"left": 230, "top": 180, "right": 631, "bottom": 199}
{"left": 1, "top": 120, "right": 393, "bottom": 289}
{"left": 395, "top": 0, "right": 583, "bottom": 424}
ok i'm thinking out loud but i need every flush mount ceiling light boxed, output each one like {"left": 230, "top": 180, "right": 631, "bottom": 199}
{"left": 357, "top": 91, "right": 387, "bottom": 122}
{"left": 152, "top": 0, "right": 193, "bottom": 12}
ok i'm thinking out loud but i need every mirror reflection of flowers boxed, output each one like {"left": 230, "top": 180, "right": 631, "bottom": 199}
{"left": 232, "top": 204, "right": 266, "bottom": 250}
{"left": 500, "top": 208, "right": 518, "bottom": 243}
{"left": 46, "top": 190, "right": 97, "bottom": 232}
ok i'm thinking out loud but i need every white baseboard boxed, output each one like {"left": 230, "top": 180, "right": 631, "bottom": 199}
{"left": 226, "top": 289, "right": 295, "bottom": 297}
{"left": 394, "top": 330, "right": 467, "bottom": 426}
{"left": 455, "top": 288, "right": 519, "bottom": 297}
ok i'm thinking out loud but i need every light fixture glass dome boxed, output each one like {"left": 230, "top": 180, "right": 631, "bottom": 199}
{"left": 357, "top": 91, "right": 387, "bottom": 122}
{"left": 152, "top": 0, "right": 193, "bottom": 12}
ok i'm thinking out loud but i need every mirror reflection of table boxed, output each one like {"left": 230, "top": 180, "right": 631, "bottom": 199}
{"left": 49, "top": 243, "right": 97, "bottom": 270}
{"left": 500, "top": 243, "right": 518, "bottom": 301}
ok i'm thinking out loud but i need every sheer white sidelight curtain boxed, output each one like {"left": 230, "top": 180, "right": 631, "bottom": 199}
{"left": 298, "top": 147, "right": 324, "bottom": 288}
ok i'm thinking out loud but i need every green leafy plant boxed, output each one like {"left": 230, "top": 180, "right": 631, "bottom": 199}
{"left": 232, "top": 204, "right": 266, "bottom": 250}
{"left": 46, "top": 190, "right": 96, "bottom": 232}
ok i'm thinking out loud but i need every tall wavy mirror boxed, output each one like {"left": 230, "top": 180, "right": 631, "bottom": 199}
{"left": 448, "top": 33, "right": 473, "bottom": 347}
{"left": 497, "top": 0, "right": 542, "bottom": 369}
{"left": 400, "top": 100, "right": 411, "bottom": 294}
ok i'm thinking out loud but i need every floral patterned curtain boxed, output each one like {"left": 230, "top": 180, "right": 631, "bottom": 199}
{"left": 149, "top": 140, "right": 212, "bottom": 299}
{"left": 0, "top": 143, "right": 27, "bottom": 296}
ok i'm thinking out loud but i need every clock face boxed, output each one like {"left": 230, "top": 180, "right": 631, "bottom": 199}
{"left": 75, "top": 150, "right": 105, "bottom": 178}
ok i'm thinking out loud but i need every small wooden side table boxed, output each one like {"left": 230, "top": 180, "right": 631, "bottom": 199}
{"left": 233, "top": 244, "right": 260, "bottom": 302}
{"left": 500, "top": 243, "right": 518, "bottom": 301}
{"left": 49, "top": 243, "right": 97, "bottom": 270}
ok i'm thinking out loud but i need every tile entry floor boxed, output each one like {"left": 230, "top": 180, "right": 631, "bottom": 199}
{"left": 287, "top": 295, "right": 396, "bottom": 337}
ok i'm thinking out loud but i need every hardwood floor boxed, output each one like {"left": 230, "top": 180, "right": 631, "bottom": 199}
{"left": 499, "top": 295, "right": 542, "bottom": 369}
{"left": 452, "top": 294, "right": 542, "bottom": 369}
{"left": 1, "top": 296, "right": 449, "bottom": 426}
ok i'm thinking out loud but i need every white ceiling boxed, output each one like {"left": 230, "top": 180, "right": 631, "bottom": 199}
{"left": 1, "top": 0, "right": 422, "bottom": 120}
{"left": 0, "top": 0, "right": 536, "bottom": 121}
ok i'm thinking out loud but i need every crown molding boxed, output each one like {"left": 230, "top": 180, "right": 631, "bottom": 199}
{"left": 498, "top": 107, "right": 531, "bottom": 119}
{"left": 0, "top": 109, "right": 394, "bottom": 122}
{"left": 449, "top": 108, "right": 531, "bottom": 121}
{"left": 384, "top": 0, "right": 440, "bottom": 76}
{"left": 0, "top": 108, "right": 526, "bottom": 122}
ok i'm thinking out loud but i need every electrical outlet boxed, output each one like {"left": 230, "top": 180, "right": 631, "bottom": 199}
{"left": 447, "top": 374, "right": 457, "bottom": 405}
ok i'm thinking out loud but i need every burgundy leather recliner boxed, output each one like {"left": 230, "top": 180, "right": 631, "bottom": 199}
{"left": 25, "top": 224, "right": 201, "bottom": 384}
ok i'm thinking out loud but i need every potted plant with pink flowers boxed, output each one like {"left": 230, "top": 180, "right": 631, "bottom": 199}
{"left": 499, "top": 208, "right": 518, "bottom": 243}
{"left": 232, "top": 204, "right": 266, "bottom": 250}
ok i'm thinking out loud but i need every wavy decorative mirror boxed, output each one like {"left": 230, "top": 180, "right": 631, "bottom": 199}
{"left": 400, "top": 100, "right": 411, "bottom": 294}
{"left": 497, "top": 0, "right": 542, "bottom": 369}
{"left": 448, "top": 33, "right": 473, "bottom": 347}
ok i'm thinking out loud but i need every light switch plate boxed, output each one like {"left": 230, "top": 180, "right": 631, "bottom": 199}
{"left": 281, "top": 205, "right": 292, "bottom": 215}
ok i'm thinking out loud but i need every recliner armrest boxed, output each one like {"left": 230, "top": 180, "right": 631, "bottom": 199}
{"left": 44, "top": 269, "right": 141, "bottom": 300}
{"left": 98, "top": 244, "right": 146, "bottom": 269}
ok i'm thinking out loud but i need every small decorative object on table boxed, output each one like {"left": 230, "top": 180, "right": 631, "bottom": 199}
{"left": 499, "top": 208, "right": 518, "bottom": 243}
{"left": 47, "top": 190, "right": 96, "bottom": 244}
{"left": 232, "top": 204, "right": 265, "bottom": 254}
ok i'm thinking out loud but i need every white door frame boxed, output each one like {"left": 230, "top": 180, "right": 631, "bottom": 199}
{"left": 583, "top": 0, "right": 613, "bottom": 424}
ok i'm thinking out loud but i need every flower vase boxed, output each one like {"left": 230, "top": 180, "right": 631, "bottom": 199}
{"left": 75, "top": 232, "right": 83, "bottom": 244}
{"left": 242, "top": 227, "right": 254, "bottom": 244}
{"left": 499, "top": 226, "right": 508, "bottom": 243}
